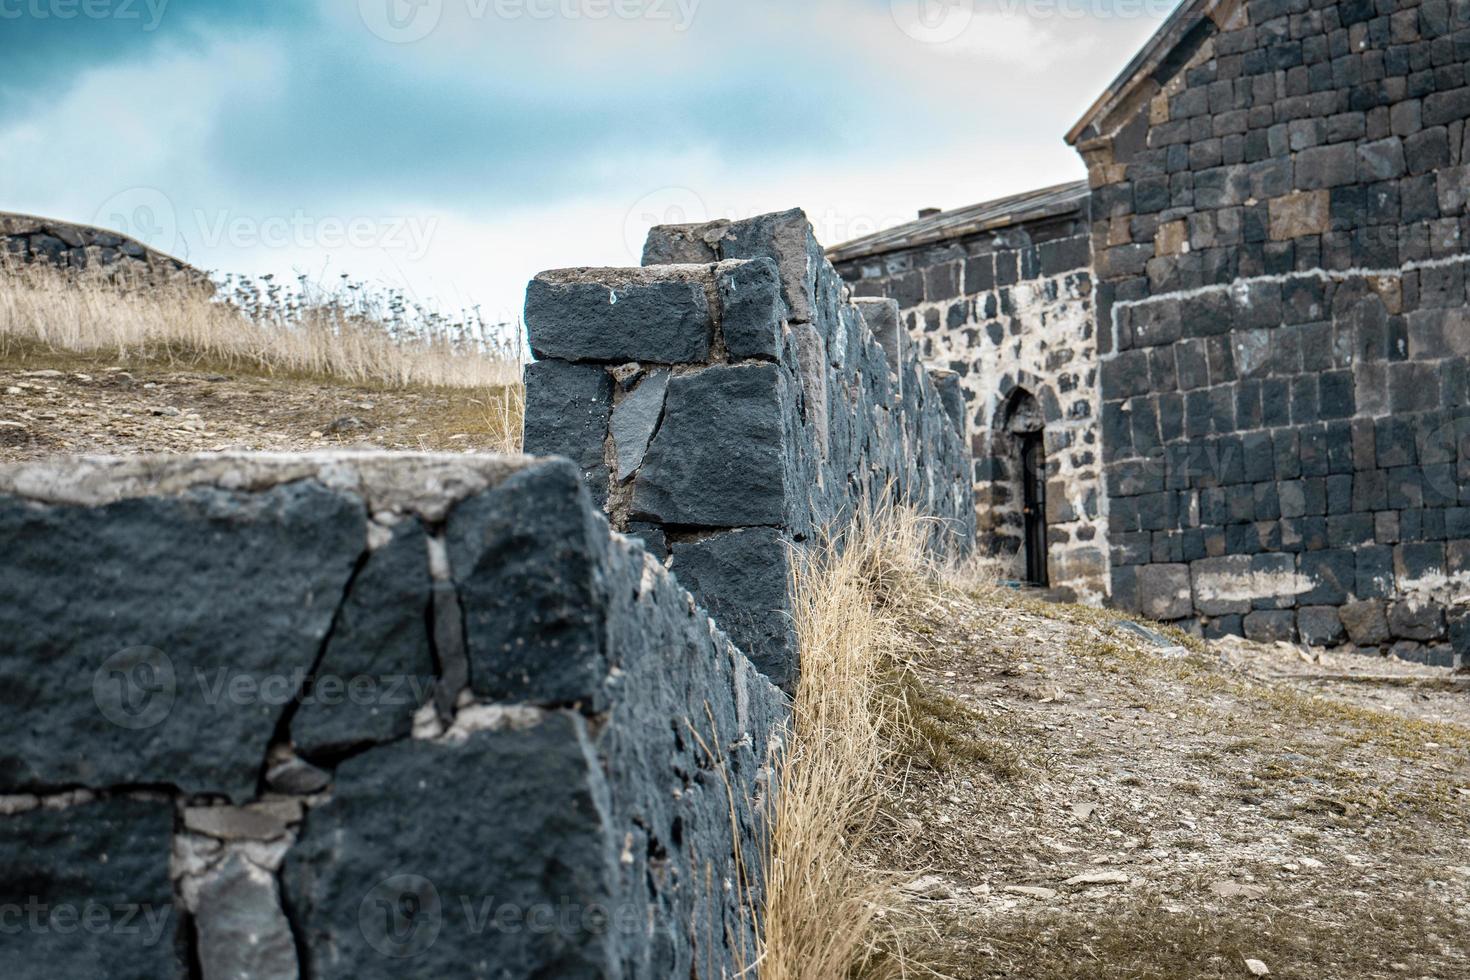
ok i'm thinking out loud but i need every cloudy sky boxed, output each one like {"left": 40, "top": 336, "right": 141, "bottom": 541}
{"left": 1, "top": 0, "right": 1177, "bottom": 325}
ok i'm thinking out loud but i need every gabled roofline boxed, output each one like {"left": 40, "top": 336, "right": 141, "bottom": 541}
{"left": 1065, "top": 0, "right": 1236, "bottom": 147}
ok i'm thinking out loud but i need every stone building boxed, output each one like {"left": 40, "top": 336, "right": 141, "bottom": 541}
{"left": 833, "top": 0, "right": 1470, "bottom": 665}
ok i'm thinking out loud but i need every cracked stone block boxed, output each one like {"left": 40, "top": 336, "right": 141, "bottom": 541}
{"left": 670, "top": 528, "right": 798, "bottom": 690}
{"left": 283, "top": 714, "right": 620, "bottom": 980}
{"left": 610, "top": 369, "right": 670, "bottom": 482}
{"left": 291, "top": 519, "right": 435, "bottom": 762}
{"left": 632, "top": 363, "right": 791, "bottom": 528}
{"left": 448, "top": 460, "right": 614, "bottom": 707}
{"left": 0, "top": 482, "right": 364, "bottom": 801}
{"left": 716, "top": 258, "right": 785, "bottom": 359}
{"left": 522, "top": 359, "right": 614, "bottom": 504}
{"left": 0, "top": 796, "right": 182, "bottom": 979}
{"left": 193, "top": 853, "right": 299, "bottom": 980}
{"left": 524, "top": 267, "right": 713, "bottom": 364}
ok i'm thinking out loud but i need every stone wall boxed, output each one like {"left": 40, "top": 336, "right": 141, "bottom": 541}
{"left": 0, "top": 212, "right": 201, "bottom": 285}
{"left": 523, "top": 209, "right": 977, "bottom": 690}
{"left": 832, "top": 202, "right": 1110, "bottom": 602}
{"left": 1075, "top": 0, "right": 1470, "bottom": 664}
{"left": 0, "top": 452, "right": 786, "bottom": 978}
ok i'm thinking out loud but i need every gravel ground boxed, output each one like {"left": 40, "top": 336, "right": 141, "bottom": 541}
{"left": 0, "top": 351, "right": 520, "bottom": 461}
{"left": 871, "top": 585, "right": 1470, "bottom": 980}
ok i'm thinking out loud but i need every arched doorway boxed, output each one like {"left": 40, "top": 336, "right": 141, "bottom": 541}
{"left": 995, "top": 388, "right": 1049, "bottom": 587}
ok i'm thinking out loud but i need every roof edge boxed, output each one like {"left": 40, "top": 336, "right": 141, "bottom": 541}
{"left": 826, "top": 180, "right": 1089, "bottom": 264}
{"left": 1065, "top": 0, "right": 1234, "bottom": 147}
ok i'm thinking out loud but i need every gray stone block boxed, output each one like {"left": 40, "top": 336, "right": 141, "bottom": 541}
{"left": 291, "top": 519, "right": 435, "bottom": 762}
{"left": 855, "top": 297, "right": 904, "bottom": 374}
{"left": 670, "top": 528, "right": 797, "bottom": 690}
{"left": 194, "top": 853, "right": 299, "bottom": 980}
{"left": 632, "top": 363, "right": 790, "bottom": 528}
{"left": 610, "top": 369, "right": 670, "bottom": 482}
{"left": 1340, "top": 599, "right": 1392, "bottom": 646}
{"left": 1297, "top": 606, "right": 1346, "bottom": 646}
{"left": 717, "top": 258, "right": 785, "bottom": 359}
{"left": 1388, "top": 598, "right": 1447, "bottom": 641}
{"left": 0, "top": 797, "right": 182, "bottom": 979}
{"left": 522, "top": 359, "right": 613, "bottom": 503}
{"left": 284, "top": 715, "right": 621, "bottom": 980}
{"left": 1136, "top": 563, "right": 1193, "bottom": 621}
{"left": 1244, "top": 609, "right": 1297, "bottom": 642}
{"left": 448, "top": 461, "right": 614, "bottom": 708}
{"left": 525, "top": 268, "right": 712, "bottom": 363}
{"left": 0, "top": 482, "right": 364, "bottom": 801}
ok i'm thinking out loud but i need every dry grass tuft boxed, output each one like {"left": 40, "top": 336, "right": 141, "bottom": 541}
{"left": 0, "top": 261, "right": 521, "bottom": 390}
{"left": 756, "top": 507, "right": 950, "bottom": 980}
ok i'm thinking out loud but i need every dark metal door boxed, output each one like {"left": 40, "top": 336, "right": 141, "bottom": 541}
{"left": 1021, "top": 432, "right": 1048, "bottom": 587}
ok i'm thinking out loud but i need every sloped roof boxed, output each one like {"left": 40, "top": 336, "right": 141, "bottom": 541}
{"left": 1066, "top": 0, "right": 1225, "bottom": 146}
{"left": 826, "top": 180, "right": 1089, "bottom": 264}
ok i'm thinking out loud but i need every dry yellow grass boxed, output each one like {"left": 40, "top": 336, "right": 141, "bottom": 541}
{"left": 0, "top": 261, "right": 521, "bottom": 390}
{"left": 756, "top": 507, "right": 952, "bottom": 980}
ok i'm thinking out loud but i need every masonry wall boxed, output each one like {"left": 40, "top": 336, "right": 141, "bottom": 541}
{"left": 0, "top": 213, "right": 200, "bottom": 284}
{"left": 1076, "top": 0, "right": 1470, "bottom": 665}
{"left": 832, "top": 214, "right": 1109, "bottom": 602}
{"left": 0, "top": 453, "right": 786, "bottom": 979}
{"left": 524, "top": 209, "right": 977, "bottom": 689}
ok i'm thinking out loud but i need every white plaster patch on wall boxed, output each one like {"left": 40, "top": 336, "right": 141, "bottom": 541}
{"left": 1194, "top": 568, "right": 1313, "bottom": 603}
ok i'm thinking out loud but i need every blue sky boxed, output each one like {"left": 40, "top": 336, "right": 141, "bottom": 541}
{"left": 0, "top": 0, "right": 1177, "bottom": 324}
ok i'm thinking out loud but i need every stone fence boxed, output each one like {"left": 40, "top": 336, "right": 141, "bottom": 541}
{"left": 0, "top": 453, "right": 785, "bottom": 979}
{"left": 0, "top": 210, "right": 974, "bottom": 980}
{"left": 0, "top": 212, "right": 203, "bottom": 285}
{"left": 524, "top": 208, "right": 977, "bottom": 690}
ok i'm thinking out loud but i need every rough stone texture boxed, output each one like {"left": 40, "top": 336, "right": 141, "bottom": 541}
{"left": 632, "top": 363, "right": 792, "bottom": 528}
{"left": 524, "top": 210, "right": 976, "bottom": 689}
{"left": 0, "top": 796, "right": 183, "bottom": 979}
{"left": 1065, "top": 0, "right": 1470, "bottom": 653}
{"left": 193, "top": 853, "right": 299, "bottom": 980}
{"left": 610, "top": 369, "right": 669, "bottom": 481}
{"left": 0, "top": 477, "right": 365, "bottom": 801}
{"left": 670, "top": 527, "right": 796, "bottom": 687}
{"left": 525, "top": 267, "right": 713, "bottom": 363}
{"left": 0, "top": 211, "right": 204, "bottom": 287}
{"left": 522, "top": 359, "right": 614, "bottom": 502}
{"left": 831, "top": 196, "right": 1107, "bottom": 601}
{"left": 0, "top": 452, "right": 787, "bottom": 978}
{"left": 291, "top": 518, "right": 435, "bottom": 763}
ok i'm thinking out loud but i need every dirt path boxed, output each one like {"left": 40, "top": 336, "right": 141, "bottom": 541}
{"left": 0, "top": 349, "right": 520, "bottom": 461}
{"left": 875, "top": 586, "right": 1470, "bottom": 980}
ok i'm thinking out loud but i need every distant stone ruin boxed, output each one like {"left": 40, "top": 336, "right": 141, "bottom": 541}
{"left": 833, "top": 0, "right": 1470, "bottom": 668}
{"left": 0, "top": 212, "right": 202, "bottom": 285}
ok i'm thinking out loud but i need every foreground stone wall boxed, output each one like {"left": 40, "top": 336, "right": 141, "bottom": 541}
{"left": 1076, "top": 0, "right": 1470, "bottom": 664}
{"left": 832, "top": 203, "right": 1109, "bottom": 602}
{"left": 0, "top": 453, "right": 785, "bottom": 979}
{"left": 523, "top": 209, "right": 976, "bottom": 690}
{"left": 0, "top": 213, "right": 200, "bottom": 285}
